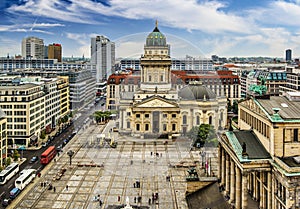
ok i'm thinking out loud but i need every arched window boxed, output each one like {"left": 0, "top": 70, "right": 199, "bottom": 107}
{"left": 196, "top": 115, "right": 200, "bottom": 125}
{"left": 182, "top": 115, "right": 187, "bottom": 124}
{"left": 209, "top": 116, "right": 213, "bottom": 125}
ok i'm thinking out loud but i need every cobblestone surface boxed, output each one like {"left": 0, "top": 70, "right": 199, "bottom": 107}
{"left": 11, "top": 122, "right": 219, "bottom": 209}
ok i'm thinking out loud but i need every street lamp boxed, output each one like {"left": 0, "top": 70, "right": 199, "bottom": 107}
{"left": 67, "top": 150, "right": 74, "bottom": 165}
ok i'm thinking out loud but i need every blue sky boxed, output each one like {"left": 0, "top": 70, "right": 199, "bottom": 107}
{"left": 1, "top": 0, "right": 300, "bottom": 59}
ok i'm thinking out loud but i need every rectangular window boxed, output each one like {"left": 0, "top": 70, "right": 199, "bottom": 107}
{"left": 163, "top": 114, "right": 167, "bottom": 118}
{"left": 127, "top": 121, "right": 130, "bottom": 129}
{"left": 163, "top": 124, "right": 167, "bottom": 131}
{"left": 160, "top": 75, "right": 163, "bottom": 82}
{"left": 136, "top": 114, "right": 140, "bottom": 118}
{"left": 172, "top": 124, "right": 176, "bottom": 131}
{"left": 294, "top": 129, "right": 299, "bottom": 142}
{"left": 127, "top": 112, "right": 131, "bottom": 116}
{"left": 136, "top": 124, "right": 140, "bottom": 131}
{"left": 145, "top": 114, "right": 149, "bottom": 118}
{"left": 172, "top": 114, "right": 176, "bottom": 118}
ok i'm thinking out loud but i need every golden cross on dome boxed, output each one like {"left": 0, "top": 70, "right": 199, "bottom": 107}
{"left": 155, "top": 20, "right": 158, "bottom": 28}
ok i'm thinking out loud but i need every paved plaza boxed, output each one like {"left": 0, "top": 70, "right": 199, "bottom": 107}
{"left": 11, "top": 122, "right": 219, "bottom": 209}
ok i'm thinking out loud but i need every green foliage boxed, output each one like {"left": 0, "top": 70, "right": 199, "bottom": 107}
{"left": 13, "top": 150, "right": 20, "bottom": 161}
{"left": 94, "top": 111, "right": 112, "bottom": 123}
{"left": 40, "top": 129, "right": 46, "bottom": 139}
{"left": 187, "top": 124, "right": 218, "bottom": 147}
{"left": 232, "top": 100, "right": 238, "bottom": 114}
{"left": 62, "top": 115, "right": 69, "bottom": 123}
{"left": 5, "top": 157, "right": 11, "bottom": 166}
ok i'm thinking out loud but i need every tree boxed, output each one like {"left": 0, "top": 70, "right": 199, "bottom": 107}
{"left": 13, "top": 150, "right": 20, "bottom": 161}
{"left": 40, "top": 129, "right": 46, "bottom": 140}
{"left": 187, "top": 124, "right": 217, "bottom": 147}
{"left": 5, "top": 157, "right": 11, "bottom": 166}
{"left": 232, "top": 100, "right": 239, "bottom": 114}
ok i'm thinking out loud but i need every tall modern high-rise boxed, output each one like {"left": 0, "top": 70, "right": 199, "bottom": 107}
{"left": 91, "top": 35, "right": 115, "bottom": 82}
{"left": 22, "top": 36, "right": 44, "bottom": 59}
{"left": 48, "top": 43, "right": 62, "bottom": 62}
{"left": 285, "top": 49, "right": 292, "bottom": 61}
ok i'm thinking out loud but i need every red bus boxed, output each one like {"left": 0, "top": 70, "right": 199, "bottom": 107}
{"left": 40, "top": 146, "right": 56, "bottom": 165}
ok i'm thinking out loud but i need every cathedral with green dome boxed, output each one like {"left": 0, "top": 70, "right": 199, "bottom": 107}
{"left": 146, "top": 21, "right": 167, "bottom": 47}
{"left": 118, "top": 22, "right": 227, "bottom": 138}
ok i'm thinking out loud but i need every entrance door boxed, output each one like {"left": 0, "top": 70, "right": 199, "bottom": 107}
{"left": 152, "top": 111, "right": 160, "bottom": 133}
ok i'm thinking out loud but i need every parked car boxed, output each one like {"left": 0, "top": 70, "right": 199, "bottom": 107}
{"left": 2, "top": 198, "right": 11, "bottom": 207}
{"left": 9, "top": 188, "right": 21, "bottom": 200}
{"left": 30, "top": 156, "right": 38, "bottom": 163}
{"left": 42, "top": 142, "right": 48, "bottom": 147}
{"left": 56, "top": 145, "right": 62, "bottom": 151}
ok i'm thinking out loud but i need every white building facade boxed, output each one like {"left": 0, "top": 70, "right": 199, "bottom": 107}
{"left": 91, "top": 36, "right": 115, "bottom": 82}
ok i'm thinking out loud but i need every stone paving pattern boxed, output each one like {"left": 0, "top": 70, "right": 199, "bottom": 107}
{"left": 11, "top": 123, "right": 219, "bottom": 209}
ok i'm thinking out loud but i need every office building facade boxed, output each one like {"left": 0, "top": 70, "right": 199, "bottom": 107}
{"left": 48, "top": 43, "right": 62, "bottom": 62}
{"left": 0, "top": 76, "right": 70, "bottom": 148}
{"left": 59, "top": 69, "right": 96, "bottom": 110}
{"left": 0, "top": 109, "right": 7, "bottom": 167}
{"left": 22, "top": 37, "right": 44, "bottom": 59}
{"left": 286, "top": 49, "right": 292, "bottom": 62}
{"left": 91, "top": 36, "right": 115, "bottom": 82}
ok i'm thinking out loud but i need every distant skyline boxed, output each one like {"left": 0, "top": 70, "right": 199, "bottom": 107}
{"left": 1, "top": 0, "right": 300, "bottom": 59}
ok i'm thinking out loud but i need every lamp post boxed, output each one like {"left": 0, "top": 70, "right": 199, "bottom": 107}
{"left": 67, "top": 150, "right": 74, "bottom": 165}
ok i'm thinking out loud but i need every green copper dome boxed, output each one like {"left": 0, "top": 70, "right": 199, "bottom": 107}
{"left": 146, "top": 22, "right": 166, "bottom": 47}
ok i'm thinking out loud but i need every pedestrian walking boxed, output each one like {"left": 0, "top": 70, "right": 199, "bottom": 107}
{"left": 53, "top": 187, "right": 56, "bottom": 192}
{"left": 118, "top": 195, "right": 120, "bottom": 201}
{"left": 134, "top": 196, "right": 136, "bottom": 203}
{"left": 148, "top": 198, "right": 151, "bottom": 205}
{"left": 133, "top": 183, "right": 136, "bottom": 188}
{"left": 66, "top": 185, "right": 68, "bottom": 191}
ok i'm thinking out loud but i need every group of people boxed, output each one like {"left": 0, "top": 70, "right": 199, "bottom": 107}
{"left": 150, "top": 152, "right": 162, "bottom": 158}
{"left": 40, "top": 181, "right": 56, "bottom": 192}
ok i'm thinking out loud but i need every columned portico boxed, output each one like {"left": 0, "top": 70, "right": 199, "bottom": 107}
{"left": 229, "top": 159, "right": 235, "bottom": 204}
{"left": 225, "top": 153, "right": 230, "bottom": 195}
{"left": 235, "top": 166, "right": 241, "bottom": 209}
{"left": 242, "top": 173, "right": 248, "bottom": 209}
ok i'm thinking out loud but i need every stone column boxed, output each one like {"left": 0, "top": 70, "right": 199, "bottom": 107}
{"left": 255, "top": 172, "right": 259, "bottom": 201}
{"left": 267, "top": 172, "right": 272, "bottom": 209}
{"left": 221, "top": 149, "right": 225, "bottom": 186}
{"left": 272, "top": 176, "right": 276, "bottom": 209}
{"left": 235, "top": 166, "right": 241, "bottom": 209}
{"left": 225, "top": 154, "right": 230, "bottom": 195}
{"left": 229, "top": 159, "right": 235, "bottom": 204}
{"left": 218, "top": 146, "right": 222, "bottom": 180}
{"left": 259, "top": 172, "right": 264, "bottom": 209}
{"left": 242, "top": 172, "right": 248, "bottom": 209}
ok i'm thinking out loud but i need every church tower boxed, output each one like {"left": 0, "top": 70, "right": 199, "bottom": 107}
{"left": 140, "top": 21, "right": 172, "bottom": 92}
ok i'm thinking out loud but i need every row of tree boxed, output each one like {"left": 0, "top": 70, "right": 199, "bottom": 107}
{"left": 93, "top": 111, "right": 113, "bottom": 123}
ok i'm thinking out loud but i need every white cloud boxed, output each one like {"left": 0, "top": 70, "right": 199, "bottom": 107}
{"left": 0, "top": 37, "right": 21, "bottom": 57}
{"left": 0, "top": 22, "right": 63, "bottom": 34}
{"left": 248, "top": 1, "right": 300, "bottom": 27}
{"left": 7, "top": 0, "right": 253, "bottom": 34}
{"left": 6, "top": 0, "right": 300, "bottom": 57}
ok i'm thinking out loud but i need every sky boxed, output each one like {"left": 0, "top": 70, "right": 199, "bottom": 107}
{"left": 1, "top": 0, "right": 300, "bottom": 59}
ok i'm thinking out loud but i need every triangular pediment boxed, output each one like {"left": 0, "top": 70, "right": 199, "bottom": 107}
{"left": 239, "top": 98, "right": 268, "bottom": 118}
{"left": 135, "top": 96, "right": 178, "bottom": 108}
